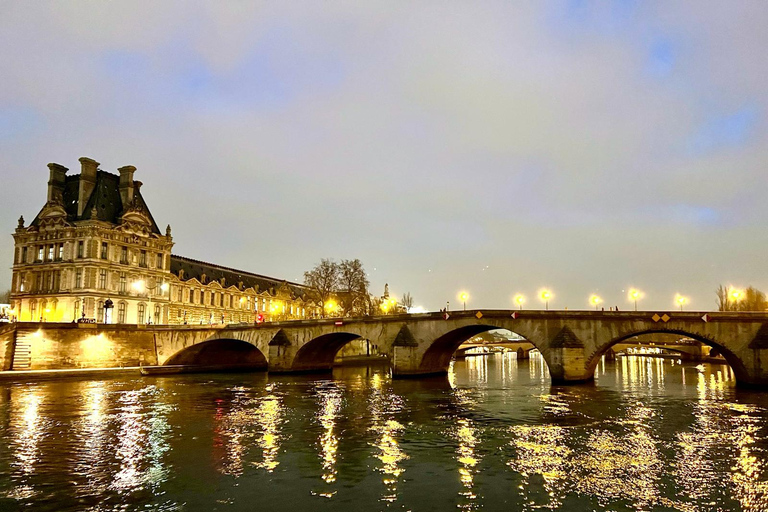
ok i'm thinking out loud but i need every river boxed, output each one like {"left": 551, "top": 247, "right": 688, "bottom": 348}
{"left": 0, "top": 353, "right": 767, "bottom": 511}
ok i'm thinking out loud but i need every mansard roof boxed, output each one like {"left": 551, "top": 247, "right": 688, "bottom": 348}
{"left": 170, "top": 255, "right": 310, "bottom": 299}
{"left": 30, "top": 170, "right": 161, "bottom": 234}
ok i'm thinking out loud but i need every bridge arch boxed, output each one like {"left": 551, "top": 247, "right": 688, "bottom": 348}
{"left": 291, "top": 332, "right": 364, "bottom": 372}
{"left": 165, "top": 338, "right": 268, "bottom": 370}
{"left": 587, "top": 329, "right": 748, "bottom": 383}
{"left": 418, "top": 324, "right": 540, "bottom": 375}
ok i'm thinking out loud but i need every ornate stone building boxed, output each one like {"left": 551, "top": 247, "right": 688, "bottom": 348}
{"left": 9, "top": 157, "right": 319, "bottom": 324}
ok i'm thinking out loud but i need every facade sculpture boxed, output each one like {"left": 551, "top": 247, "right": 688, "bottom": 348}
{"left": 9, "top": 157, "right": 320, "bottom": 324}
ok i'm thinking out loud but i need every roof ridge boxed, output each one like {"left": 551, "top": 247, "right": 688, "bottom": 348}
{"left": 171, "top": 254, "right": 307, "bottom": 288}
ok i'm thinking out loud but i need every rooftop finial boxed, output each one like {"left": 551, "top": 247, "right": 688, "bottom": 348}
{"left": 17, "top": 216, "right": 24, "bottom": 229}
{"left": 166, "top": 224, "right": 172, "bottom": 237}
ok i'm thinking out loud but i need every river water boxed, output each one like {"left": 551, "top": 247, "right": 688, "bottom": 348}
{"left": 0, "top": 353, "right": 767, "bottom": 512}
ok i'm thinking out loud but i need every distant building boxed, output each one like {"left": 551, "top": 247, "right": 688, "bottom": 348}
{"left": 10, "top": 157, "right": 320, "bottom": 324}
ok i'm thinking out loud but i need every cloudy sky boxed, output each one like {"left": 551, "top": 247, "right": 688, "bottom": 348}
{"left": 1, "top": 1, "right": 766, "bottom": 311}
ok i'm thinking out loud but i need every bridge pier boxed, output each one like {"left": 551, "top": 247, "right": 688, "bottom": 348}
{"left": 516, "top": 347, "right": 530, "bottom": 360}
{"left": 545, "top": 347, "right": 594, "bottom": 384}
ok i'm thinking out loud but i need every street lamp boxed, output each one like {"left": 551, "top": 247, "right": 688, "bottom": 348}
{"left": 676, "top": 294, "right": 687, "bottom": 311}
{"left": 458, "top": 292, "right": 469, "bottom": 311}
{"left": 514, "top": 294, "right": 525, "bottom": 310}
{"left": 729, "top": 288, "right": 743, "bottom": 306}
{"left": 132, "top": 279, "right": 169, "bottom": 324}
{"left": 540, "top": 289, "right": 552, "bottom": 310}
{"left": 590, "top": 295, "right": 602, "bottom": 311}
{"left": 628, "top": 288, "right": 642, "bottom": 311}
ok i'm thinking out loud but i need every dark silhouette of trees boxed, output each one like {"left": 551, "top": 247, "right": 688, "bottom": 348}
{"left": 716, "top": 285, "right": 767, "bottom": 311}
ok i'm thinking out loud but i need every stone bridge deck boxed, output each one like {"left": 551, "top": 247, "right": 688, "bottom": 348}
{"left": 3, "top": 309, "right": 768, "bottom": 386}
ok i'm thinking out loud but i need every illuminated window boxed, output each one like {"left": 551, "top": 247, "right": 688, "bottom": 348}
{"left": 58, "top": 244, "right": 63, "bottom": 260}
{"left": 48, "top": 245, "right": 54, "bottom": 261}
{"left": 37, "top": 247, "right": 44, "bottom": 261}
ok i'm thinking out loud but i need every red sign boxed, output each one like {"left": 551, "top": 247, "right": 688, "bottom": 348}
{"left": 701, "top": 314, "right": 711, "bottom": 323}
{"left": 443, "top": 313, "right": 450, "bottom": 320}
{"left": 511, "top": 312, "right": 518, "bottom": 319}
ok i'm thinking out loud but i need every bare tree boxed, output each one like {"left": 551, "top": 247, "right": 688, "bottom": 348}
{"left": 716, "top": 284, "right": 731, "bottom": 311}
{"left": 401, "top": 292, "right": 414, "bottom": 311}
{"left": 0, "top": 289, "right": 10, "bottom": 303}
{"left": 716, "top": 284, "right": 767, "bottom": 311}
{"left": 304, "top": 259, "right": 339, "bottom": 316}
{"left": 337, "top": 259, "right": 370, "bottom": 316}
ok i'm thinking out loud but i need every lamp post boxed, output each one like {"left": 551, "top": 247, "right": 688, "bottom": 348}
{"left": 676, "top": 294, "right": 687, "bottom": 311}
{"left": 132, "top": 279, "right": 169, "bottom": 324}
{"left": 629, "top": 289, "right": 641, "bottom": 311}
{"left": 459, "top": 292, "right": 469, "bottom": 311}
{"left": 590, "top": 295, "right": 602, "bottom": 311}
{"left": 514, "top": 294, "right": 525, "bottom": 310}
{"left": 540, "top": 290, "right": 552, "bottom": 310}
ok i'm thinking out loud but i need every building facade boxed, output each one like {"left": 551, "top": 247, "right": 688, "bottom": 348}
{"left": 9, "top": 157, "right": 320, "bottom": 324}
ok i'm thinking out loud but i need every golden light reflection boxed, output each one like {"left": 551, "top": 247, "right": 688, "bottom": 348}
{"left": 315, "top": 385, "right": 342, "bottom": 484}
{"left": 11, "top": 388, "right": 44, "bottom": 477}
{"left": 111, "top": 388, "right": 171, "bottom": 493}
{"left": 454, "top": 417, "right": 479, "bottom": 509}
{"left": 571, "top": 404, "right": 662, "bottom": 509}
{"left": 75, "top": 381, "right": 110, "bottom": 495}
{"left": 254, "top": 388, "right": 284, "bottom": 472}
{"left": 368, "top": 380, "right": 408, "bottom": 503}
{"left": 508, "top": 424, "right": 571, "bottom": 509}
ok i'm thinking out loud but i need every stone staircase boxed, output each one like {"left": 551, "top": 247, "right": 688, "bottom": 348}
{"left": 12, "top": 338, "right": 31, "bottom": 370}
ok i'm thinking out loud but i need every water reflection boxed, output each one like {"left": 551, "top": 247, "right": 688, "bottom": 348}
{"left": 368, "top": 373, "right": 408, "bottom": 503}
{"left": 0, "top": 354, "right": 767, "bottom": 511}
{"left": 253, "top": 384, "right": 284, "bottom": 472}
{"left": 449, "top": 389, "right": 481, "bottom": 510}
{"left": 315, "top": 382, "right": 342, "bottom": 484}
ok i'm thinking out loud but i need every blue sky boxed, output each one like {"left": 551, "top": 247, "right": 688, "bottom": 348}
{"left": 0, "top": 1, "right": 766, "bottom": 311}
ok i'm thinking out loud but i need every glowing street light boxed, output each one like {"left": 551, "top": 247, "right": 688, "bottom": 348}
{"left": 676, "top": 294, "right": 688, "bottom": 311}
{"left": 729, "top": 288, "right": 744, "bottom": 303}
{"left": 628, "top": 288, "right": 642, "bottom": 311}
{"left": 131, "top": 279, "right": 169, "bottom": 324}
{"left": 540, "top": 289, "right": 552, "bottom": 310}
{"left": 514, "top": 294, "right": 525, "bottom": 310}
{"left": 590, "top": 295, "right": 602, "bottom": 311}
{"left": 458, "top": 292, "right": 469, "bottom": 311}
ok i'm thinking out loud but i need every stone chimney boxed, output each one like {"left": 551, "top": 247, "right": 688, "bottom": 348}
{"left": 77, "top": 157, "right": 99, "bottom": 217}
{"left": 46, "top": 163, "right": 68, "bottom": 204}
{"left": 118, "top": 165, "right": 136, "bottom": 207}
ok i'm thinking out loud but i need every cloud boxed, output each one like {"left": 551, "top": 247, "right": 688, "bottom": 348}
{"left": 0, "top": 1, "right": 766, "bottom": 309}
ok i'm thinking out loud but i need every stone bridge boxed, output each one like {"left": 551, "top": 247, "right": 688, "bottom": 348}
{"left": 5, "top": 309, "right": 768, "bottom": 386}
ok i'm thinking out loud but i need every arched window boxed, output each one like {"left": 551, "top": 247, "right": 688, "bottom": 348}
{"left": 30, "top": 300, "right": 37, "bottom": 321}
{"left": 137, "top": 303, "right": 146, "bottom": 324}
{"left": 97, "top": 300, "right": 104, "bottom": 322}
{"left": 154, "top": 304, "right": 161, "bottom": 324}
{"left": 117, "top": 302, "right": 127, "bottom": 323}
